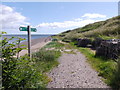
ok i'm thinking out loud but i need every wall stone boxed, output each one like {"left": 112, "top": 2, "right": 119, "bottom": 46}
{"left": 77, "top": 38, "right": 91, "bottom": 47}
{"left": 96, "top": 39, "right": 120, "bottom": 59}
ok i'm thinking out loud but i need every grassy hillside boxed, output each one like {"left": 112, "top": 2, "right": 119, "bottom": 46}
{"left": 54, "top": 15, "right": 120, "bottom": 41}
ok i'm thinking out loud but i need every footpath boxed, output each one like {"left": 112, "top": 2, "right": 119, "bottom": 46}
{"left": 47, "top": 49, "right": 109, "bottom": 88}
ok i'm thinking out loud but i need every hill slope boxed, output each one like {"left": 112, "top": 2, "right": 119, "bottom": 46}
{"left": 55, "top": 15, "right": 120, "bottom": 41}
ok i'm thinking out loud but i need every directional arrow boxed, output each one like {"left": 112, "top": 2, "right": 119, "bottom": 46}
{"left": 19, "top": 27, "right": 27, "bottom": 31}
{"left": 31, "top": 28, "right": 37, "bottom": 32}
{"left": 19, "top": 27, "right": 37, "bottom": 32}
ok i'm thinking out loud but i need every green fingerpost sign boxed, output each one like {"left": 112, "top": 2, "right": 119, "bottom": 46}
{"left": 31, "top": 28, "right": 37, "bottom": 32}
{"left": 19, "top": 27, "right": 37, "bottom": 32}
{"left": 19, "top": 25, "right": 37, "bottom": 59}
{"left": 19, "top": 27, "right": 27, "bottom": 31}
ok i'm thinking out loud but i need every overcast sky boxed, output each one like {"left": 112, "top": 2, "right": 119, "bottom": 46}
{"left": 1, "top": 2, "right": 118, "bottom": 34}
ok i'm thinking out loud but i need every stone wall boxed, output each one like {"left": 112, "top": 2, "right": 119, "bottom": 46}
{"left": 91, "top": 38, "right": 104, "bottom": 49}
{"left": 96, "top": 39, "right": 120, "bottom": 59}
{"left": 75, "top": 38, "right": 120, "bottom": 59}
{"left": 76, "top": 38, "right": 91, "bottom": 47}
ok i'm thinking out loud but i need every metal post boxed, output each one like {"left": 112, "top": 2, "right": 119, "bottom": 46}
{"left": 27, "top": 25, "right": 31, "bottom": 59}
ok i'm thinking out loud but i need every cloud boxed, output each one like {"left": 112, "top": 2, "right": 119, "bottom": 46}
{"left": 36, "top": 13, "right": 106, "bottom": 29}
{"left": 36, "top": 20, "right": 84, "bottom": 29}
{"left": 0, "top": 4, "right": 29, "bottom": 30}
{"left": 37, "top": 19, "right": 96, "bottom": 29}
{"left": 82, "top": 13, "right": 106, "bottom": 18}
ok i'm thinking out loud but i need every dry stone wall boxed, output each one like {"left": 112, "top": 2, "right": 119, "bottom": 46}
{"left": 75, "top": 38, "right": 120, "bottom": 59}
{"left": 96, "top": 39, "right": 120, "bottom": 59}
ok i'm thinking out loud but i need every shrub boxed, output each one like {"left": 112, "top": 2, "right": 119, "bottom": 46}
{"left": 1, "top": 32, "right": 60, "bottom": 89}
{"left": 1, "top": 33, "right": 29, "bottom": 89}
{"left": 32, "top": 49, "right": 55, "bottom": 62}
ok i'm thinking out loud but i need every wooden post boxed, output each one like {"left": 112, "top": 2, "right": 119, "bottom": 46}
{"left": 27, "top": 25, "right": 31, "bottom": 59}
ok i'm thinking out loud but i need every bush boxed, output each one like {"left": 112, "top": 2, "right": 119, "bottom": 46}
{"left": 1, "top": 32, "right": 60, "bottom": 89}
{"left": 1, "top": 33, "right": 30, "bottom": 89}
{"left": 32, "top": 49, "right": 55, "bottom": 62}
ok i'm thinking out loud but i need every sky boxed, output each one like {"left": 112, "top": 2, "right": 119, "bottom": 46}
{"left": 1, "top": 2, "right": 119, "bottom": 34}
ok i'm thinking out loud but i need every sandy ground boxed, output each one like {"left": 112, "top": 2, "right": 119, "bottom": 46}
{"left": 47, "top": 50, "right": 109, "bottom": 88}
{"left": 18, "top": 37, "right": 51, "bottom": 56}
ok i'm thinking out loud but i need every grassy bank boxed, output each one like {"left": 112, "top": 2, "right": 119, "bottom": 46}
{"left": 54, "top": 16, "right": 120, "bottom": 42}
{"left": 44, "top": 41, "right": 64, "bottom": 49}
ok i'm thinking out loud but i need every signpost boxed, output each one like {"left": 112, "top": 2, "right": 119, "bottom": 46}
{"left": 19, "top": 26, "right": 37, "bottom": 59}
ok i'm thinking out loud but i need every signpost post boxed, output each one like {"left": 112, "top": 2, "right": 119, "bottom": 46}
{"left": 19, "top": 26, "right": 37, "bottom": 59}
{"left": 27, "top": 26, "right": 31, "bottom": 58}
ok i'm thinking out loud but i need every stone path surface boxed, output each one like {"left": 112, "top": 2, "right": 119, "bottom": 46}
{"left": 47, "top": 50, "right": 109, "bottom": 88}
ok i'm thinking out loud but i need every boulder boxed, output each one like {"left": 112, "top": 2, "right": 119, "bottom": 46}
{"left": 77, "top": 38, "right": 91, "bottom": 47}
{"left": 92, "top": 38, "right": 104, "bottom": 49}
{"left": 95, "top": 39, "right": 120, "bottom": 59}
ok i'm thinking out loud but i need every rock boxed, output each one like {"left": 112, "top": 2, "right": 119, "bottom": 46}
{"left": 92, "top": 38, "right": 104, "bottom": 49}
{"left": 96, "top": 39, "right": 120, "bottom": 59}
{"left": 77, "top": 38, "right": 91, "bottom": 47}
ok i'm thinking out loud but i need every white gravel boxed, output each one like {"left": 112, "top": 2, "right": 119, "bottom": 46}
{"left": 47, "top": 51, "right": 110, "bottom": 88}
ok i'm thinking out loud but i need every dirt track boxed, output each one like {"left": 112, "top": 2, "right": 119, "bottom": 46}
{"left": 47, "top": 50, "right": 109, "bottom": 88}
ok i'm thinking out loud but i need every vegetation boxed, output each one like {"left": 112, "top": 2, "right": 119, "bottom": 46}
{"left": 55, "top": 15, "right": 120, "bottom": 41}
{"left": 111, "top": 58, "right": 120, "bottom": 88}
{"left": 44, "top": 41, "right": 64, "bottom": 49}
{"left": 1, "top": 32, "right": 61, "bottom": 89}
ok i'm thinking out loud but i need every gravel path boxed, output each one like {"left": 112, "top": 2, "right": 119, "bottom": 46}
{"left": 47, "top": 50, "right": 109, "bottom": 88}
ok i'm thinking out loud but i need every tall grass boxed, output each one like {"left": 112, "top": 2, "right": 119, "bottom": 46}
{"left": 110, "top": 58, "right": 120, "bottom": 88}
{"left": 56, "top": 15, "right": 120, "bottom": 41}
{"left": 32, "top": 49, "right": 61, "bottom": 73}
{"left": 82, "top": 25, "right": 119, "bottom": 39}
{"left": 43, "top": 41, "right": 64, "bottom": 49}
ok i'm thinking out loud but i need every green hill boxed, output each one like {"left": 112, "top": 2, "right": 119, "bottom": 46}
{"left": 55, "top": 15, "right": 120, "bottom": 42}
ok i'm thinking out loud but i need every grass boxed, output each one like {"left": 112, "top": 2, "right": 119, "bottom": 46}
{"left": 56, "top": 15, "right": 120, "bottom": 41}
{"left": 43, "top": 41, "right": 76, "bottom": 54}
{"left": 32, "top": 49, "right": 60, "bottom": 73}
{"left": 64, "top": 50, "right": 76, "bottom": 54}
{"left": 43, "top": 41, "right": 64, "bottom": 49}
